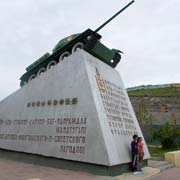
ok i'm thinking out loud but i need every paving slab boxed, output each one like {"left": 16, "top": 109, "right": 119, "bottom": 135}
{"left": 0, "top": 158, "right": 113, "bottom": 180}
{"left": 0, "top": 158, "right": 161, "bottom": 180}
{"left": 115, "top": 167, "right": 160, "bottom": 180}
{"left": 148, "top": 167, "right": 180, "bottom": 180}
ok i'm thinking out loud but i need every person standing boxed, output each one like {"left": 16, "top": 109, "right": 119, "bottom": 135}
{"left": 131, "top": 134, "right": 142, "bottom": 174}
{"left": 137, "top": 137, "right": 144, "bottom": 164}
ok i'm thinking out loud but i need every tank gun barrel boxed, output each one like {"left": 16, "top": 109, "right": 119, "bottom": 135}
{"left": 94, "top": 0, "right": 135, "bottom": 33}
{"left": 20, "top": 1, "right": 135, "bottom": 86}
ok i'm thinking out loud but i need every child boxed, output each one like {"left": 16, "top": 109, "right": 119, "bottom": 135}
{"left": 137, "top": 137, "right": 144, "bottom": 163}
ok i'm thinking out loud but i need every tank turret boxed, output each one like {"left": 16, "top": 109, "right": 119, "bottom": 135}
{"left": 20, "top": 0, "right": 135, "bottom": 87}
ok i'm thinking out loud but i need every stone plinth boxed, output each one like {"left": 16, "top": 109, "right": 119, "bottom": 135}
{"left": 165, "top": 151, "right": 180, "bottom": 167}
{"left": 0, "top": 50, "right": 150, "bottom": 174}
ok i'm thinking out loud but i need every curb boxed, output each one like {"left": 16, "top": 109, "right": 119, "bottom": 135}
{"left": 114, "top": 167, "right": 160, "bottom": 180}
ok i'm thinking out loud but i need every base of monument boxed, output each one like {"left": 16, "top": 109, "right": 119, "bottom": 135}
{"left": 0, "top": 148, "right": 148, "bottom": 176}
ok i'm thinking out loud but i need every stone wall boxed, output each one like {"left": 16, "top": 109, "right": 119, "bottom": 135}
{"left": 129, "top": 96, "right": 180, "bottom": 141}
{"left": 129, "top": 96, "right": 180, "bottom": 126}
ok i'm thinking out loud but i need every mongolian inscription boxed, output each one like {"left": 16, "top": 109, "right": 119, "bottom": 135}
{"left": 95, "top": 68, "right": 138, "bottom": 136}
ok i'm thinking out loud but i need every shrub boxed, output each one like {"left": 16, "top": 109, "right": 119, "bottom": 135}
{"left": 153, "top": 123, "right": 180, "bottom": 149}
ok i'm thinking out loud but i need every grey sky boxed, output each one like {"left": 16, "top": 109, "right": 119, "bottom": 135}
{"left": 0, "top": 0, "right": 180, "bottom": 100}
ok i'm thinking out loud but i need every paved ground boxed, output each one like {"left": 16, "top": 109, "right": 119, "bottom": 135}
{"left": 0, "top": 158, "right": 179, "bottom": 180}
{"left": 148, "top": 168, "right": 180, "bottom": 180}
{"left": 116, "top": 166, "right": 160, "bottom": 180}
{"left": 0, "top": 159, "right": 106, "bottom": 180}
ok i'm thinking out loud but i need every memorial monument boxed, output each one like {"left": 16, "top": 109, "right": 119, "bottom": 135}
{"left": 0, "top": 0, "right": 150, "bottom": 176}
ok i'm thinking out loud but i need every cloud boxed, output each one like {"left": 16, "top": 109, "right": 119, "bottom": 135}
{"left": 0, "top": 0, "right": 180, "bottom": 100}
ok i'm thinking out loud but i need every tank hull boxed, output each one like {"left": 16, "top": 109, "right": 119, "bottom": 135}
{"left": 20, "top": 29, "right": 121, "bottom": 87}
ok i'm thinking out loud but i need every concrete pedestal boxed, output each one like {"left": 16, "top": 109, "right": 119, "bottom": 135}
{"left": 165, "top": 151, "right": 180, "bottom": 167}
{"left": 0, "top": 50, "right": 150, "bottom": 174}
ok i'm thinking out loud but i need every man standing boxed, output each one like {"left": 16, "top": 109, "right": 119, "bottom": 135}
{"left": 131, "top": 134, "right": 142, "bottom": 174}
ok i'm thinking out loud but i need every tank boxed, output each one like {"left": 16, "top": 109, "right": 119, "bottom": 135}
{"left": 20, "top": 0, "right": 134, "bottom": 87}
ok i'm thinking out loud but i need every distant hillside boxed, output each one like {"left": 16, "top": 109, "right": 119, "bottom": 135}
{"left": 128, "top": 83, "right": 180, "bottom": 142}
{"left": 127, "top": 84, "right": 180, "bottom": 97}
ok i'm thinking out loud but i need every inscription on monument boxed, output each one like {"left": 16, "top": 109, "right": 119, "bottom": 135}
{"left": 95, "top": 68, "right": 138, "bottom": 136}
{"left": 0, "top": 117, "right": 87, "bottom": 155}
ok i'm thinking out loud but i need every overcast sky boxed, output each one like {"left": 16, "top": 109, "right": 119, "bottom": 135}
{"left": 0, "top": 0, "right": 179, "bottom": 100}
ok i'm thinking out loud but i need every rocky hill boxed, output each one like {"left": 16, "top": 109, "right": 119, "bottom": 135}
{"left": 128, "top": 85, "right": 180, "bottom": 141}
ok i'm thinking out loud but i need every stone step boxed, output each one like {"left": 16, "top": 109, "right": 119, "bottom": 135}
{"left": 153, "top": 160, "right": 171, "bottom": 166}
{"left": 158, "top": 162, "right": 174, "bottom": 172}
{"left": 149, "top": 160, "right": 174, "bottom": 172}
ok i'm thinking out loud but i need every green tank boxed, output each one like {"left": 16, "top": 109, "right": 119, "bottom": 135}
{"left": 20, "top": 0, "right": 134, "bottom": 87}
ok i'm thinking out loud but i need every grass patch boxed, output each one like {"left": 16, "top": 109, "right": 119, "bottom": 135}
{"left": 128, "top": 86, "right": 180, "bottom": 97}
{"left": 148, "top": 145, "right": 179, "bottom": 159}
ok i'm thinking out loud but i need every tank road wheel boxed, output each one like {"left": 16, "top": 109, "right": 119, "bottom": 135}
{"left": 37, "top": 67, "right": 46, "bottom": 76}
{"left": 28, "top": 74, "right": 36, "bottom": 82}
{"left": 59, "top": 51, "right": 70, "bottom": 61}
{"left": 71, "top": 42, "right": 84, "bottom": 53}
{"left": 47, "top": 61, "right": 56, "bottom": 69}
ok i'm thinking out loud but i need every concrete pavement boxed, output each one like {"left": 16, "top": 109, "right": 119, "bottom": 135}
{"left": 148, "top": 168, "right": 180, "bottom": 180}
{"left": 0, "top": 158, "right": 179, "bottom": 180}
{"left": 0, "top": 158, "right": 111, "bottom": 180}
{"left": 115, "top": 167, "right": 160, "bottom": 180}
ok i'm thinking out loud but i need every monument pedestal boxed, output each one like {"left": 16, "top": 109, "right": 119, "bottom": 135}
{"left": 0, "top": 148, "right": 148, "bottom": 176}
{"left": 0, "top": 50, "right": 150, "bottom": 175}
